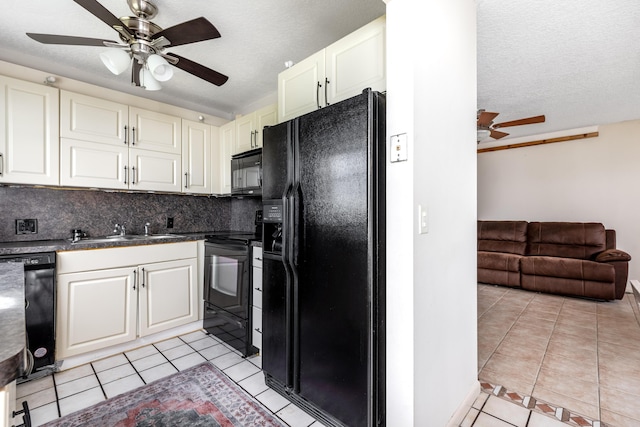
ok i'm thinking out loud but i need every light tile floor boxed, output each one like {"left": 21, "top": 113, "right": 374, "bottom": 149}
{"left": 16, "top": 330, "right": 325, "bottom": 427}
{"left": 461, "top": 284, "right": 640, "bottom": 427}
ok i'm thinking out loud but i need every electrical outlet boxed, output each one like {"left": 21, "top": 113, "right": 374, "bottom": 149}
{"left": 16, "top": 219, "right": 38, "bottom": 234}
{"left": 166, "top": 217, "right": 174, "bottom": 228}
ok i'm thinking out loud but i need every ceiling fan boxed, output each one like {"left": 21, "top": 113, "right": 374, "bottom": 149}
{"left": 477, "top": 109, "right": 545, "bottom": 142}
{"left": 26, "top": 0, "right": 228, "bottom": 90}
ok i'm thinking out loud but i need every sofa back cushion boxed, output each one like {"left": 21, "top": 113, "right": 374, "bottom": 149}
{"left": 478, "top": 221, "right": 528, "bottom": 255}
{"left": 527, "top": 222, "right": 606, "bottom": 260}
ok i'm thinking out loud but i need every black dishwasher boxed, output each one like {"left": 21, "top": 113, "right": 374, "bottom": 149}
{"left": 0, "top": 252, "right": 56, "bottom": 382}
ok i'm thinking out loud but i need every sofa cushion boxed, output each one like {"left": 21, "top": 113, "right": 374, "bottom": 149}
{"left": 478, "top": 220, "right": 528, "bottom": 255}
{"left": 478, "top": 251, "right": 522, "bottom": 287}
{"left": 526, "top": 222, "right": 606, "bottom": 260}
{"left": 521, "top": 256, "right": 614, "bottom": 282}
{"left": 521, "top": 256, "right": 616, "bottom": 299}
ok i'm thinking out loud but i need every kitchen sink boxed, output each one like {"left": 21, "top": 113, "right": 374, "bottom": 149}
{"left": 72, "top": 234, "right": 184, "bottom": 244}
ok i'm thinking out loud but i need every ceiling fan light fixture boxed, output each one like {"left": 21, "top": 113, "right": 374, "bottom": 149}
{"left": 477, "top": 129, "right": 491, "bottom": 142}
{"left": 147, "top": 54, "right": 173, "bottom": 81}
{"left": 100, "top": 49, "right": 131, "bottom": 75}
{"left": 139, "top": 68, "right": 162, "bottom": 90}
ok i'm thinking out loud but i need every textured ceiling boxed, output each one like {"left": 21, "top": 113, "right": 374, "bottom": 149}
{"left": 1, "top": 1, "right": 639, "bottom": 139}
{"left": 0, "top": 0, "right": 386, "bottom": 119}
{"left": 477, "top": 0, "right": 640, "bottom": 140}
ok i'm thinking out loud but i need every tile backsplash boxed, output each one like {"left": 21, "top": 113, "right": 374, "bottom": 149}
{"left": 0, "top": 186, "right": 261, "bottom": 242}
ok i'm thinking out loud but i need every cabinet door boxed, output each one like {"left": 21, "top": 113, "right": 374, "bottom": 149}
{"left": 129, "top": 148, "right": 181, "bottom": 192}
{"left": 57, "top": 267, "right": 137, "bottom": 358}
{"left": 129, "top": 107, "right": 181, "bottom": 154}
{"left": 138, "top": 258, "right": 198, "bottom": 337}
{"left": 0, "top": 76, "right": 59, "bottom": 186}
{"left": 60, "top": 138, "right": 128, "bottom": 189}
{"left": 60, "top": 91, "right": 128, "bottom": 146}
{"left": 182, "top": 119, "right": 211, "bottom": 194}
{"left": 325, "top": 16, "right": 386, "bottom": 105}
{"left": 277, "top": 50, "right": 325, "bottom": 122}
{"left": 217, "top": 121, "right": 234, "bottom": 195}
{"left": 210, "top": 125, "right": 221, "bottom": 195}
{"left": 234, "top": 113, "right": 256, "bottom": 154}
{"left": 255, "top": 104, "right": 277, "bottom": 148}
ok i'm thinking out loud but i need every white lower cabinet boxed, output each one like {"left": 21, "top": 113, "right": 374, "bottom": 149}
{"left": 138, "top": 258, "right": 198, "bottom": 336}
{"left": 252, "top": 247, "right": 263, "bottom": 350}
{"left": 56, "top": 242, "right": 198, "bottom": 359}
{"left": 0, "top": 381, "right": 16, "bottom": 427}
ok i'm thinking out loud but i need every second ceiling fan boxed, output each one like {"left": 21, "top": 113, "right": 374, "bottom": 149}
{"left": 477, "top": 109, "right": 545, "bottom": 142}
{"left": 26, "top": 0, "right": 228, "bottom": 90}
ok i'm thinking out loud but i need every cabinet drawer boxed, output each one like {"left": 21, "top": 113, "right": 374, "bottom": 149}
{"left": 252, "top": 306, "right": 262, "bottom": 350}
{"left": 252, "top": 246, "right": 263, "bottom": 267}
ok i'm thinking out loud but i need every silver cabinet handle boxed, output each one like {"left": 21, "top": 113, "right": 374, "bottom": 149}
{"left": 254, "top": 287, "right": 262, "bottom": 292}
{"left": 133, "top": 269, "right": 137, "bottom": 290}
{"left": 325, "top": 77, "right": 330, "bottom": 106}
{"left": 316, "top": 81, "right": 322, "bottom": 109}
{"left": 0, "top": 153, "right": 3, "bottom": 176}
{"left": 124, "top": 166, "right": 128, "bottom": 184}
{"left": 131, "top": 127, "right": 136, "bottom": 145}
{"left": 131, "top": 166, "right": 136, "bottom": 185}
{"left": 141, "top": 267, "right": 145, "bottom": 288}
{"left": 124, "top": 125, "right": 128, "bottom": 144}
{"left": 255, "top": 328, "right": 262, "bottom": 333}
{"left": 184, "top": 172, "right": 188, "bottom": 188}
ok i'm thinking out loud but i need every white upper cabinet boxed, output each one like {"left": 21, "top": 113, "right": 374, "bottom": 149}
{"left": 278, "top": 15, "right": 385, "bottom": 122}
{"left": 255, "top": 104, "right": 278, "bottom": 148}
{"left": 60, "top": 91, "right": 128, "bottom": 146}
{"left": 234, "top": 103, "right": 277, "bottom": 154}
{"left": 129, "top": 107, "right": 181, "bottom": 154}
{"left": 59, "top": 91, "right": 182, "bottom": 192}
{"left": 181, "top": 119, "right": 211, "bottom": 194}
{"left": 235, "top": 113, "right": 256, "bottom": 155}
{"left": 0, "top": 75, "right": 59, "bottom": 186}
{"left": 216, "top": 121, "right": 235, "bottom": 195}
{"left": 325, "top": 15, "right": 386, "bottom": 105}
{"left": 278, "top": 51, "right": 325, "bottom": 123}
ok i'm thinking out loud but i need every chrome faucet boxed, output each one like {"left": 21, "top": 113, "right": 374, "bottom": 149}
{"left": 144, "top": 222, "right": 151, "bottom": 236}
{"left": 113, "top": 223, "right": 126, "bottom": 236}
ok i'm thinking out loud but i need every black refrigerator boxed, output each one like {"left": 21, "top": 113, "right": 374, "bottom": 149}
{"left": 261, "top": 89, "right": 385, "bottom": 427}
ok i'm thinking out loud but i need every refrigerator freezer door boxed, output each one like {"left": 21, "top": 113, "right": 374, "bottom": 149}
{"left": 294, "top": 92, "right": 375, "bottom": 426}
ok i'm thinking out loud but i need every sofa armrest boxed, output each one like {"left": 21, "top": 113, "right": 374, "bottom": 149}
{"left": 595, "top": 249, "right": 631, "bottom": 262}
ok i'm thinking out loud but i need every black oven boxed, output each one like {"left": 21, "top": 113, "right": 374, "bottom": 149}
{"left": 203, "top": 233, "right": 259, "bottom": 357}
{"left": 231, "top": 148, "right": 262, "bottom": 197}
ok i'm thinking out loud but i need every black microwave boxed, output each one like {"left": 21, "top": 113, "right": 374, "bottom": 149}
{"left": 231, "top": 148, "right": 262, "bottom": 197}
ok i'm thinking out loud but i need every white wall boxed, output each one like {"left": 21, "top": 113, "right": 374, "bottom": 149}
{"left": 478, "top": 119, "right": 640, "bottom": 280}
{"left": 386, "top": 1, "right": 479, "bottom": 425}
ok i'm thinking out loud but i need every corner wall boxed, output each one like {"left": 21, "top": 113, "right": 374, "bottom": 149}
{"left": 478, "top": 120, "right": 640, "bottom": 280}
{"left": 386, "top": 0, "right": 479, "bottom": 425}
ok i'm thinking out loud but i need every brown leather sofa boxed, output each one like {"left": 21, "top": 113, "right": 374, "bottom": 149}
{"left": 478, "top": 221, "right": 631, "bottom": 300}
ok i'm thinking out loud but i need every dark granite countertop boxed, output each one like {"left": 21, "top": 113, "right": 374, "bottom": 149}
{"left": 0, "top": 263, "right": 25, "bottom": 387}
{"left": 0, "top": 233, "right": 211, "bottom": 256}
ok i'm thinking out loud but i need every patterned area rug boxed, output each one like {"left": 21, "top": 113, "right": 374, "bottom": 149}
{"left": 43, "top": 362, "right": 285, "bottom": 427}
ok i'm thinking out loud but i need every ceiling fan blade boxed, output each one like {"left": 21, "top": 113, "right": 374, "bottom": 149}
{"left": 490, "top": 129, "right": 509, "bottom": 139}
{"left": 154, "top": 17, "right": 221, "bottom": 47}
{"left": 493, "top": 115, "right": 545, "bottom": 129}
{"left": 73, "top": 0, "right": 134, "bottom": 38}
{"left": 166, "top": 53, "right": 228, "bottom": 86}
{"left": 27, "top": 33, "right": 117, "bottom": 46}
{"left": 477, "top": 111, "right": 499, "bottom": 127}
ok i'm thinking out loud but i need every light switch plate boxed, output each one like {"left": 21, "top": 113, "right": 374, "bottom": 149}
{"left": 418, "top": 205, "right": 428, "bottom": 234}
{"left": 390, "top": 133, "right": 408, "bottom": 163}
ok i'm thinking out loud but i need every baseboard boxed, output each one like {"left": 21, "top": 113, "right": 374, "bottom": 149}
{"left": 58, "top": 321, "right": 203, "bottom": 371}
{"left": 446, "top": 380, "right": 481, "bottom": 427}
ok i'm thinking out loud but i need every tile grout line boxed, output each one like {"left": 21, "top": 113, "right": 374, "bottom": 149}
{"left": 88, "top": 362, "right": 108, "bottom": 400}
{"left": 122, "top": 350, "right": 150, "bottom": 385}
